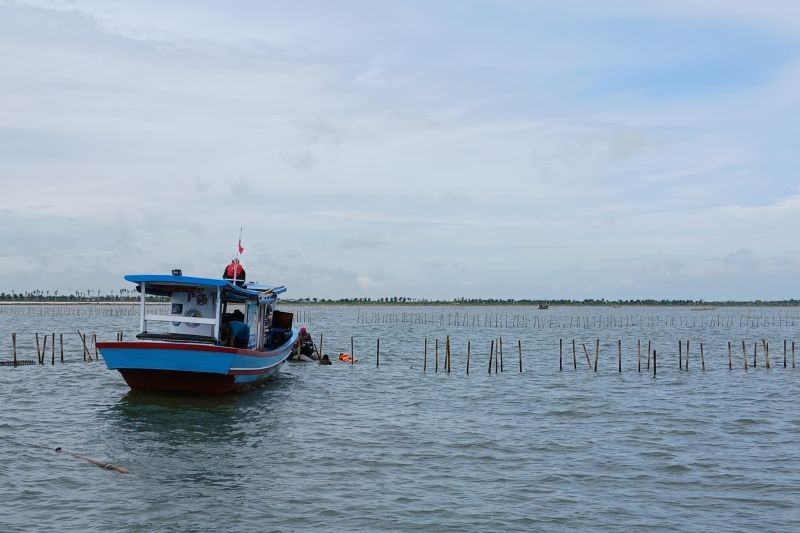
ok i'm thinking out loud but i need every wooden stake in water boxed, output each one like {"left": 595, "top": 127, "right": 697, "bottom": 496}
{"left": 435, "top": 338, "right": 439, "bottom": 373}
{"left": 594, "top": 339, "right": 599, "bottom": 372}
{"left": 499, "top": 337, "right": 504, "bottom": 373}
{"left": 446, "top": 336, "right": 451, "bottom": 374}
{"left": 637, "top": 339, "right": 641, "bottom": 373}
{"left": 12, "top": 332, "right": 17, "bottom": 367}
{"left": 572, "top": 339, "right": 577, "bottom": 370}
{"left": 727, "top": 341, "right": 732, "bottom": 370}
{"left": 466, "top": 341, "right": 471, "bottom": 375}
{"left": 700, "top": 342, "right": 705, "bottom": 371}
{"left": 763, "top": 339, "right": 770, "bottom": 369}
{"left": 60, "top": 333, "right": 64, "bottom": 364}
{"left": 559, "top": 339, "right": 563, "bottom": 371}
{"left": 742, "top": 340, "right": 748, "bottom": 370}
{"left": 784, "top": 339, "right": 787, "bottom": 368}
{"left": 685, "top": 340, "right": 689, "bottom": 371}
{"left": 793, "top": 341, "right": 796, "bottom": 369}
{"left": 617, "top": 339, "right": 621, "bottom": 373}
{"left": 488, "top": 339, "right": 494, "bottom": 374}
{"left": 36, "top": 333, "right": 41, "bottom": 365}
{"left": 518, "top": 340, "right": 523, "bottom": 373}
{"left": 753, "top": 341, "right": 758, "bottom": 368}
{"left": 376, "top": 338, "right": 380, "bottom": 367}
{"left": 93, "top": 333, "right": 98, "bottom": 361}
{"left": 351, "top": 336, "right": 355, "bottom": 366}
{"left": 647, "top": 340, "right": 651, "bottom": 370}
{"left": 51, "top": 333, "right": 55, "bottom": 366}
{"left": 678, "top": 340, "right": 682, "bottom": 370}
{"left": 423, "top": 338, "right": 428, "bottom": 372}
{"left": 653, "top": 349, "right": 657, "bottom": 377}
{"left": 582, "top": 343, "right": 591, "bottom": 370}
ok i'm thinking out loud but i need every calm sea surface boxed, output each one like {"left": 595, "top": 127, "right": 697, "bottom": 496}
{"left": 1, "top": 304, "right": 800, "bottom": 532}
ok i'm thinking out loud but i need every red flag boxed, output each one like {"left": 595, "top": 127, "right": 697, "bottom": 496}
{"left": 238, "top": 238, "right": 244, "bottom": 255}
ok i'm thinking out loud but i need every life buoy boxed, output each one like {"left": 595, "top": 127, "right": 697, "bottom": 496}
{"left": 183, "top": 308, "right": 202, "bottom": 328}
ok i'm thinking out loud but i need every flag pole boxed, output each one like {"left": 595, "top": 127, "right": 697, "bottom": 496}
{"left": 233, "top": 227, "right": 243, "bottom": 285}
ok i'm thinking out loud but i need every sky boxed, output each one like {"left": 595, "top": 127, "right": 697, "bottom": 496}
{"left": 1, "top": 0, "right": 799, "bottom": 300}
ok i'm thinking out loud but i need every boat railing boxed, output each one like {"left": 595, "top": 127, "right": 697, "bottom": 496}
{"left": 136, "top": 332, "right": 217, "bottom": 344}
{"left": 144, "top": 314, "right": 218, "bottom": 325}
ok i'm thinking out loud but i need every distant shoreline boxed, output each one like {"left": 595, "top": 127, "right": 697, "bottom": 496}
{"left": 0, "top": 300, "right": 798, "bottom": 308}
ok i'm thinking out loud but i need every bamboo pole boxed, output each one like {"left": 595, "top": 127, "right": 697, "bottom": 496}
{"left": 700, "top": 342, "right": 705, "bottom": 371}
{"left": 763, "top": 339, "right": 770, "bottom": 369}
{"left": 753, "top": 341, "right": 758, "bottom": 368}
{"left": 446, "top": 336, "right": 451, "bottom": 374}
{"left": 499, "top": 337, "right": 504, "bottom": 373}
{"left": 423, "top": 337, "right": 427, "bottom": 372}
{"left": 742, "top": 340, "right": 748, "bottom": 370}
{"left": 647, "top": 340, "right": 651, "bottom": 370}
{"left": 466, "top": 341, "right": 471, "bottom": 375}
{"left": 593, "top": 339, "right": 599, "bottom": 372}
{"left": 653, "top": 349, "right": 657, "bottom": 377}
{"left": 12, "top": 332, "right": 16, "bottom": 367}
{"left": 518, "top": 340, "right": 522, "bottom": 373}
{"left": 376, "top": 338, "right": 380, "bottom": 367}
{"left": 93, "top": 333, "right": 98, "bottom": 361}
{"left": 488, "top": 339, "right": 494, "bottom": 374}
{"left": 351, "top": 336, "right": 355, "bottom": 366}
{"left": 494, "top": 338, "right": 498, "bottom": 373}
{"left": 793, "top": 341, "right": 796, "bottom": 369}
{"left": 582, "top": 344, "right": 591, "bottom": 369}
{"left": 51, "top": 333, "right": 55, "bottom": 366}
{"left": 637, "top": 339, "right": 641, "bottom": 373}
{"left": 319, "top": 333, "right": 323, "bottom": 364}
{"left": 559, "top": 338, "right": 563, "bottom": 371}
{"left": 685, "top": 341, "right": 689, "bottom": 371}
{"left": 784, "top": 339, "right": 787, "bottom": 368}
{"left": 572, "top": 339, "right": 577, "bottom": 370}
{"left": 60, "top": 333, "right": 64, "bottom": 364}
{"left": 36, "top": 333, "right": 41, "bottom": 365}
{"left": 617, "top": 339, "right": 621, "bottom": 373}
{"left": 435, "top": 338, "right": 439, "bottom": 373}
{"left": 678, "top": 340, "right": 682, "bottom": 370}
{"left": 727, "top": 341, "right": 732, "bottom": 370}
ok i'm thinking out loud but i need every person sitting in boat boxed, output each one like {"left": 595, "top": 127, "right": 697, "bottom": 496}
{"left": 221, "top": 309, "right": 245, "bottom": 324}
{"left": 222, "top": 258, "right": 246, "bottom": 286}
{"left": 220, "top": 320, "right": 249, "bottom": 348}
{"left": 320, "top": 354, "right": 332, "bottom": 365}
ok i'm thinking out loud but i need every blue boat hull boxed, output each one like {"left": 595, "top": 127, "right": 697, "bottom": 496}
{"left": 97, "top": 334, "right": 296, "bottom": 393}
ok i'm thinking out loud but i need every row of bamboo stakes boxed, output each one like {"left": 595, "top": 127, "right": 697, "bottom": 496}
{"left": 317, "top": 335, "right": 797, "bottom": 376}
{"left": 356, "top": 311, "right": 799, "bottom": 328}
{"left": 3, "top": 331, "right": 124, "bottom": 367}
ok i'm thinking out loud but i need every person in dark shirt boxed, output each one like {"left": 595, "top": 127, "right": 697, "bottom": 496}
{"left": 320, "top": 354, "right": 332, "bottom": 365}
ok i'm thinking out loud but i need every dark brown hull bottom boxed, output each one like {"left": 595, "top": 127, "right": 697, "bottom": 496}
{"left": 119, "top": 369, "right": 272, "bottom": 393}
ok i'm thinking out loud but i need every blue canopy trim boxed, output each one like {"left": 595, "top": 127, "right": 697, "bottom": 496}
{"left": 124, "top": 274, "right": 284, "bottom": 302}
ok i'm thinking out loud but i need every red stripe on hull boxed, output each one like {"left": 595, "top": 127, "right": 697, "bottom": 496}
{"left": 119, "top": 369, "right": 276, "bottom": 393}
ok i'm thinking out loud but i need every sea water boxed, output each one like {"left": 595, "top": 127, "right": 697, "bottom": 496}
{"left": 1, "top": 304, "right": 799, "bottom": 531}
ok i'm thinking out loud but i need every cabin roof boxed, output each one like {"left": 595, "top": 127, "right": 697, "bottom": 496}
{"left": 124, "top": 274, "right": 285, "bottom": 302}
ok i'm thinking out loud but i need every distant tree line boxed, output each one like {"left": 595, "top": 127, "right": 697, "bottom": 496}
{"left": 284, "top": 297, "right": 800, "bottom": 306}
{"left": 2, "top": 292, "right": 797, "bottom": 307}
{"left": 0, "top": 290, "right": 167, "bottom": 302}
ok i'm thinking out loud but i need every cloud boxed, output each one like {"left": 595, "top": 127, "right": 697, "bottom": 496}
{"left": 0, "top": 0, "right": 799, "bottom": 298}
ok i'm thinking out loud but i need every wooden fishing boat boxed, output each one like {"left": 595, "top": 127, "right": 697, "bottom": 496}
{"left": 96, "top": 271, "right": 297, "bottom": 393}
